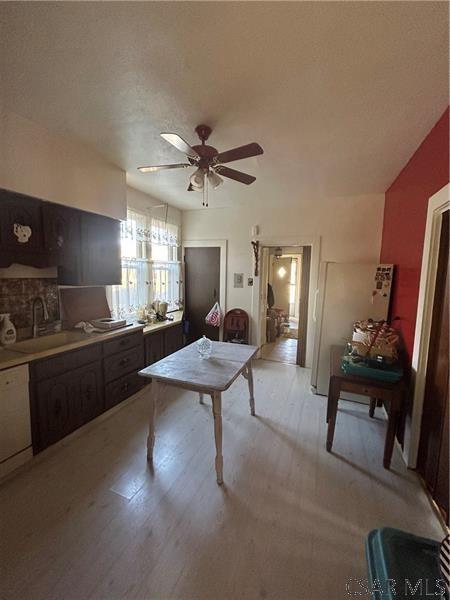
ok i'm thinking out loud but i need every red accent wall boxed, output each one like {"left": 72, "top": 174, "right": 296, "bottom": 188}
{"left": 380, "top": 108, "right": 449, "bottom": 362}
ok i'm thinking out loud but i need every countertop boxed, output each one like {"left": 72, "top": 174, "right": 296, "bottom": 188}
{"left": 0, "top": 311, "right": 183, "bottom": 371}
{"left": 142, "top": 310, "right": 183, "bottom": 335}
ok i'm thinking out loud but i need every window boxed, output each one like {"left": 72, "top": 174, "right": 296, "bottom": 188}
{"left": 108, "top": 208, "right": 182, "bottom": 319}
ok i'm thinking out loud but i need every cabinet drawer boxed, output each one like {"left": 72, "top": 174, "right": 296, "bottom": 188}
{"left": 340, "top": 381, "right": 392, "bottom": 400}
{"left": 103, "top": 331, "right": 143, "bottom": 357}
{"left": 103, "top": 345, "right": 144, "bottom": 384}
{"left": 105, "top": 372, "right": 144, "bottom": 410}
{"left": 33, "top": 344, "right": 102, "bottom": 382}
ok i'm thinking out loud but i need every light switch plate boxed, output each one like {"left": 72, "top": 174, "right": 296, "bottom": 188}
{"left": 234, "top": 273, "right": 244, "bottom": 288}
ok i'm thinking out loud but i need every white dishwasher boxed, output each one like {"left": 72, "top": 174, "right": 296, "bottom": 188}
{"left": 0, "top": 363, "right": 32, "bottom": 477}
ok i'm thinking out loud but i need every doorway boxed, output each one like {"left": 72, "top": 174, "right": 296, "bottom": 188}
{"left": 260, "top": 246, "right": 311, "bottom": 366}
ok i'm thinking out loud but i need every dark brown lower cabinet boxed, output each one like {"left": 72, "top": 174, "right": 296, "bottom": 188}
{"left": 164, "top": 324, "right": 184, "bottom": 356}
{"left": 104, "top": 345, "right": 144, "bottom": 384}
{"left": 31, "top": 331, "right": 144, "bottom": 453}
{"left": 105, "top": 372, "right": 144, "bottom": 410}
{"left": 145, "top": 330, "right": 165, "bottom": 365}
{"left": 35, "top": 371, "right": 75, "bottom": 451}
{"left": 76, "top": 361, "right": 104, "bottom": 427}
{"left": 31, "top": 325, "right": 184, "bottom": 454}
{"left": 144, "top": 324, "right": 184, "bottom": 366}
{"left": 34, "top": 360, "right": 103, "bottom": 452}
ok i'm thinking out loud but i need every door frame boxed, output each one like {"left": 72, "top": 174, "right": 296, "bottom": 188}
{"left": 182, "top": 239, "right": 227, "bottom": 340}
{"left": 251, "top": 235, "right": 320, "bottom": 368}
{"left": 406, "top": 183, "right": 449, "bottom": 467}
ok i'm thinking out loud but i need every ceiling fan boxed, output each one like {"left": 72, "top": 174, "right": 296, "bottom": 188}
{"left": 138, "top": 125, "right": 263, "bottom": 206}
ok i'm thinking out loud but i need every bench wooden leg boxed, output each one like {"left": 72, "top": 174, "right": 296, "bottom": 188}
{"left": 369, "top": 397, "right": 376, "bottom": 418}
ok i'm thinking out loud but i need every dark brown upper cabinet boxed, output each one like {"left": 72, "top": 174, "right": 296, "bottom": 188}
{"left": 42, "top": 202, "right": 82, "bottom": 284}
{"left": 79, "top": 211, "right": 121, "bottom": 286}
{"left": 0, "top": 189, "right": 46, "bottom": 267}
{"left": 0, "top": 188, "right": 122, "bottom": 286}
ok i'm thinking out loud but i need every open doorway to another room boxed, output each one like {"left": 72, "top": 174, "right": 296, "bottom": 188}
{"left": 261, "top": 246, "right": 310, "bottom": 365}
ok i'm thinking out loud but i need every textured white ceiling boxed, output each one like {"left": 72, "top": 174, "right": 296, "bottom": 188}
{"left": 0, "top": 1, "right": 448, "bottom": 210}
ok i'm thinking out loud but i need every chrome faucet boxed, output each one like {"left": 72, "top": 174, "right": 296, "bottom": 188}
{"left": 32, "top": 296, "right": 49, "bottom": 338}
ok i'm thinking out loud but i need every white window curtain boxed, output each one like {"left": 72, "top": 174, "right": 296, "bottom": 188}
{"left": 108, "top": 208, "right": 182, "bottom": 319}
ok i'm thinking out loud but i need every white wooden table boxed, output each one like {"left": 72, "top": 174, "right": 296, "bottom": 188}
{"left": 138, "top": 341, "right": 259, "bottom": 484}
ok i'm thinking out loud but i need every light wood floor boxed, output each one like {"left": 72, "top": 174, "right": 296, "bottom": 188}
{"left": 261, "top": 337, "right": 298, "bottom": 364}
{"left": 0, "top": 361, "right": 444, "bottom": 600}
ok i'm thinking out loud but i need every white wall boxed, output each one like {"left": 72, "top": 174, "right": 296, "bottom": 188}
{"left": 126, "top": 186, "right": 181, "bottom": 227}
{"left": 0, "top": 109, "right": 126, "bottom": 220}
{"left": 182, "top": 193, "right": 385, "bottom": 364}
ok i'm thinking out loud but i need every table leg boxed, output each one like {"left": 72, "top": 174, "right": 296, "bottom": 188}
{"left": 147, "top": 380, "right": 162, "bottom": 462}
{"left": 246, "top": 361, "right": 256, "bottom": 416}
{"left": 326, "top": 382, "right": 334, "bottom": 423}
{"left": 211, "top": 391, "right": 223, "bottom": 485}
{"left": 369, "top": 398, "right": 376, "bottom": 418}
{"left": 199, "top": 392, "right": 204, "bottom": 404}
{"left": 326, "top": 378, "right": 340, "bottom": 452}
{"left": 384, "top": 403, "right": 400, "bottom": 469}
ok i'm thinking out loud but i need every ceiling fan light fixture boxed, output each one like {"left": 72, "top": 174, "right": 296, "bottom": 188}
{"left": 190, "top": 167, "right": 205, "bottom": 191}
{"left": 207, "top": 170, "right": 223, "bottom": 189}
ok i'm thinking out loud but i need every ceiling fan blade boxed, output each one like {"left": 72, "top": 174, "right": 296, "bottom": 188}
{"left": 160, "top": 133, "right": 199, "bottom": 159}
{"left": 214, "top": 142, "right": 263, "bottom": 164}
{"left": 214, "top": 165, "right": 256, "bottom": 185}
{"left": 138, "top": 163, "right": 191, "bottom": 173}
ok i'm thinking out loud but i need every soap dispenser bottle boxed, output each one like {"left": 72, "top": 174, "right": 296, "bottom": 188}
{"left": 0, "top": 314, "right": 17, "bottom": 346}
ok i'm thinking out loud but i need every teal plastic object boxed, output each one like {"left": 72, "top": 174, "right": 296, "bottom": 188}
{"left": 341, "top": 355, "right": 403, "bottom": 383}
{"left": 365, "top": 528, "right": 447, "bottom": 599}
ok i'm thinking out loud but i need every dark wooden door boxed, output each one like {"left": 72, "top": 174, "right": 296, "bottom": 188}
{"left": 417, "top": 210, "right": 449, "bottom": 523}
{"left": 184, "top": 247, "right": 220, "bottom": 343}
{"left": 80, "top": 212, "right": 121, "bottom": 285}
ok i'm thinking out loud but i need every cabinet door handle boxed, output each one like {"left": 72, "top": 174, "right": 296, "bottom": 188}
{"left": 121, "top": 382, "right": 129, "bottom": 393}
{"left": 119, "top": 357, "right": 130, "bottom": 367}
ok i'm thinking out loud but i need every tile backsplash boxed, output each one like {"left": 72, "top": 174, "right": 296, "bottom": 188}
{"left": 0, "top": 278, "right": 60, "bottom": 339}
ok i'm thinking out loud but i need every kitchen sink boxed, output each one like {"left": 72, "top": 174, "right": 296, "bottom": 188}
{"left": 9, "top": 332, "right": 84, "bottom": 354}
